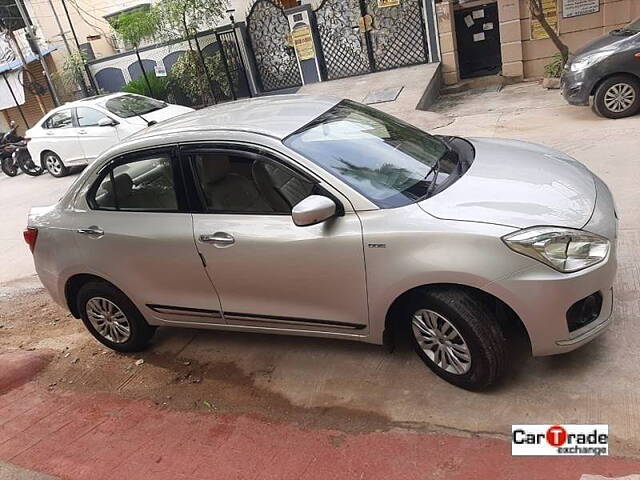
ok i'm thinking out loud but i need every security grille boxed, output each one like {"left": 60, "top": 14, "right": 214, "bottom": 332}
{"left": 247, "top": 0, "right": 302, "bottom": 92}
{"left": 365, "top": 0, "right": 428, "bottom": 71}
{"left": 314, "top": 0, "right": 371, "bottom": 80}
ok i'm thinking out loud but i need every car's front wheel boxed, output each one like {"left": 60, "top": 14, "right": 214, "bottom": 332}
{"left": 593, "top": 75, "right": 640, "bottom": 119}
{"left": 43, "top": 151, "right": 69, "bottom": 177}
{"left": 407, "top": 287, "right": 507, "bottom": 390}
{"left": 76, "top": 281, "right": 156, "bottom": 352}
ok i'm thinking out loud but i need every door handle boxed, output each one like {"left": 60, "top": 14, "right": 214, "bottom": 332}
{"left": 77, "top": 226, "right": 104, "bottom": 237}
{"left": 78, "top": 129, "right": 87, "bottom": 135}
{"left": 199, "top": 232, "right": 235, "bottom": 247}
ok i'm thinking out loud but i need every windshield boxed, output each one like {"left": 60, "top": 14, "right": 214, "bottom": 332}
{"left": 104, "top": 94, "right": 166, "bottom": 118}
{"left": 283, "top": 100, "right": 458, "bottom": 208}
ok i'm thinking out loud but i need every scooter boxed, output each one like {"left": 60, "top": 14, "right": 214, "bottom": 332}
{"left": 0, "top": 123, "right": 43, "bottom": 177}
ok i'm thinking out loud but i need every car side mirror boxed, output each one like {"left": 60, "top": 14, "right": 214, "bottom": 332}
{"left": 98, "top": 117, "right": 118, "bottom": 127}
{"left": 292, "top": 195, "right": 337, "bottom": 227}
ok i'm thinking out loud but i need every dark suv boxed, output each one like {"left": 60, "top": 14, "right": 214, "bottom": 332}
{"left": 561, "top": 17, "right": 640, "bottom": 119}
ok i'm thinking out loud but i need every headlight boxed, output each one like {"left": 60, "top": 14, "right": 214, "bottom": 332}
{"left": 502, "top": 227, "right": 609, "bottom": 273}
{"left": 570, "top": 52, "right": 610, "bottom": 72}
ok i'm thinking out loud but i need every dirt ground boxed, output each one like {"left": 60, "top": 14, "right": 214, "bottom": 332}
{"left": 0, "top": 279, "right": 396, "bottom": 435}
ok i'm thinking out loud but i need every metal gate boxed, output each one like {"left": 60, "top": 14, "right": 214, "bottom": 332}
{"left": 246, "top": 0, "right": 302, "bottom": 92}
{"left": 314, "top": 0, "right": 429, "bottom": 80}
{"left": 215, "top": 29, "right": 252, "bottom": 99}
{"left": 314, "top": 0, "right": 371, "bottom": 80}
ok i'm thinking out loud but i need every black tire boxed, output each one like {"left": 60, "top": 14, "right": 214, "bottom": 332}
{"left": 406, "top": 287, "right": 508, "bottom": 391}
{"left": 76, "top": 281, "right": 156, "bottom": 352}
{"left": 593, "top": 74, "right": 640, "bottom": 119}
{"left": 17, "top": 151, "right": 43, "bottom": 176}
{"left": 1, "top": 157, "right": 19, "bottom": 177}
{"left": 43, "top": 151, "right": 69, "bottom": 177}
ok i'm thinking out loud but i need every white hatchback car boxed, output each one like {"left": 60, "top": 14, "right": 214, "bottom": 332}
{"left": 26, "top": 93, "right": 193, "bottom": 177}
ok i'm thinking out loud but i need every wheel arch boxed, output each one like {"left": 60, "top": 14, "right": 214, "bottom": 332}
{"left": 65, "top": 273, "right": 121, "bottom": 318}
{"left": 383, "top": 283, "right": 531, "bottom": 353}
{"left": 590, "top": 71, "right": 640, "bottom": 96}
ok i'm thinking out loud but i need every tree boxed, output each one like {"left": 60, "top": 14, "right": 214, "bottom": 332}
{"left": 528, "top": 0, "right": 570, "bottom": 64}
{"left": 111, "top": 8, "right": 160, "bottom": 97}
{"left": 156, "top": 0, "right": 227, "bottom": 103}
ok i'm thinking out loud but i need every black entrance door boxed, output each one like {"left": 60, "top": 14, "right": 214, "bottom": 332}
{"left": 454, "top": 3, "right": 501, "bottom": 79}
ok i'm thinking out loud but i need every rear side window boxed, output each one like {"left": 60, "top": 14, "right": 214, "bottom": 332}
{"left": 90, "top": 153, "right": 179, "bottom": 212}
{"left": 76, "top": 107, "right": 106, "bottom": 127}
{"left": 44, "top": 110, "right": 73, "bottom": 129}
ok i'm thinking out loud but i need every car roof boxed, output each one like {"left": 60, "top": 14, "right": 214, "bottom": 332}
{"left": 132, "top": 94, "right": 343, "bottom": 141}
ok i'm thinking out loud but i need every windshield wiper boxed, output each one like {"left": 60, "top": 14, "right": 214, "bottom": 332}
{"left": 117, "top": 105, "right": 157, "bottom": 127}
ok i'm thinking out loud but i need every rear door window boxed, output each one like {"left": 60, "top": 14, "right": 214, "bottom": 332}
{"left": 89, "top": 152, "right": 181, "bottom": 212}
{"left": 45, "top": 110, "right": 73, "bottom": 129}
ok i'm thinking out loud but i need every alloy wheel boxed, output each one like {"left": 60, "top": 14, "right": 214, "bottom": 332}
{"left": 45, "top": 154, "right": 62, "bottom": 176}
{"left": 86, "top": 297, "right": 131, "bottom": 344}
{"left": 604, "top": 83, "right": 636, "bottom": 113}
{"left": 411, "top": 309, "right": 472, "bottom": 375}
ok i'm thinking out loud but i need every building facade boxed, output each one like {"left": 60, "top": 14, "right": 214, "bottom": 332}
{"left": 437, "top": 0, "right": 640, "bottom": 85}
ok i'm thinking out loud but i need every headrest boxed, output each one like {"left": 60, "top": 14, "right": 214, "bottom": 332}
{"left": 198, "top": 155, "right": 230, "bottom": 184}
{"left": 104, "top": 172, "right": 133, "bottom": 200}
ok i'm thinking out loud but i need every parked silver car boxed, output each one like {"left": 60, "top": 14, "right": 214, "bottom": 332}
{"left": 25, "top": 95, "right": 617, "bottom": 390}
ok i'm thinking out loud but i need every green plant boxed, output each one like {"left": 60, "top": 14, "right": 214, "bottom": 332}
{"left": 111, "top": 8, "right": 160, "bottom": 98}
{"left": 544, "top": 53, "right": 564, "bottom": 79}
{"left": 168, "top": 50, "right": 230, "bottom": 105}
{"left": 110, "top": 8, "right": 159, "bottom": 49}
{"left": 156, "top": 0, "right": 226, "bottom": 42}
{"left": 123, "top": 73, "right": 170, "bottom": 101}
{"left": 60, "top": 51, "right": 88, "bottom": 90}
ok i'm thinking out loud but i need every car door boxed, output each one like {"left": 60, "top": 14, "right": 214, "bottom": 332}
{"left": 42, "top": 109, "right": 84, "bottom": 163}
{"left": 186, "top": 145, "right": 369, "bottom": 334}
{"left": 74, "top": 106, "right": 120, "bottom": 162}
{"left": 74, "top": 147, "right": 224, "bottom": 325}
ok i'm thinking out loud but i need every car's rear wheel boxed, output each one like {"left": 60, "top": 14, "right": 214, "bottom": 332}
{"left": 594, "top": 75, "right": 640, "bottom": 119}
{"left": 406, "top": 287, "right": 508, "bottom": 390}
{"left": 76, "top": 281, "right": 156, "bottom": 352}
{"left": 43, "top": 151, "right": 69, "bottom": 177}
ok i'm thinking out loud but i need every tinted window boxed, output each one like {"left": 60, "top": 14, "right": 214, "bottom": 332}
{"left": 283, "top": 100, "right": 456, "bottom": 208}
{"left": 191, "top": 152, "right": 314, "bottom": 214}
{"left": 46, "top": 110, "right": 73, "bottom": 129}
{"left": 104, "top": 94, "right": 166, "bottom": 118}
{"left": 91, "top": 154, "right": 178, "bottom": 211}
{"left": 76, "top": 107, "right": 106, "bottom": 127}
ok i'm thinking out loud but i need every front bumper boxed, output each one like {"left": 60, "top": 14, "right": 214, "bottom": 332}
{"left": 489, "top": 174, "right": 618, "bottom": 356}
{"left": 560, "top": 68, "right": 593, "bottom": 106}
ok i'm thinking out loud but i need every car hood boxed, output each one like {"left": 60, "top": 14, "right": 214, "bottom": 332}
{"left": 418, "top": 138, "right": 596, "bottom": 229}
{"left": 573, "top": 31, "right": 637, "bottom": 57}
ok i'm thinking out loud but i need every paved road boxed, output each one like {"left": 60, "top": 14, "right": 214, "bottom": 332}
{"left": 0, "top": 171, "right": 76, "bottom": 283}
{"left": 2, "top": 350, "right": 640, "bottom": 480}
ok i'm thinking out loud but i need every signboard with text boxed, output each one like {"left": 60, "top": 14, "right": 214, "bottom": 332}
{"left": 563, "top": 0, "right": 599, "bottom": 18}
{"left": 292, "top": 26, "right": 315, "bottom": 61}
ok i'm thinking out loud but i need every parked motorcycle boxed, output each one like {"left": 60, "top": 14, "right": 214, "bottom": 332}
{"left": 0, "top": 122, "right": 43, "bottom": 177}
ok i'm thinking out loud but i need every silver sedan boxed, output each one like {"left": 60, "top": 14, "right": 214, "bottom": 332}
{"left": 25, "top": 95, "right": 617, "bottom": 390}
